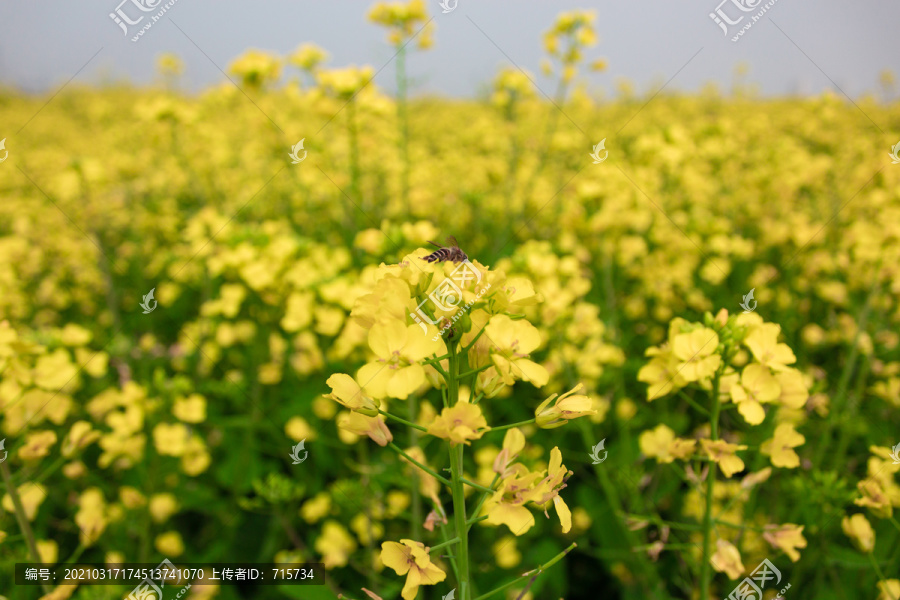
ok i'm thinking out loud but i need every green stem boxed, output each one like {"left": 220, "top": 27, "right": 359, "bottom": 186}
{"left": 473, "top": 542, "right": 576, "bottom": 600}
{"left": 463, "top": 327, "right": 487, "bottom": 352}
{"left": 0, "top": 462, "right": 51, "bottom": 594}
{"left": 422, "top": 353, "right": 451, "bottom": 366}
{"left": 488, "top": 419, "right": 536, "bottom": 433}
{"left": 714, "top": 519, "right": 765, "bottom": 533}
{"left": 468, "top": 474, "right": 500, "bottom": 533}
{"left": 700, "top": 371, "right": 722, "bottom": 600}
{"left": 460, "top": 478, "right": 494, "bottom": 494}
{"left": 577, "top": 420, "right": 661, "bottom": 592}
{"left": 447, "top": 345, "right": 471, "bottom": 600}
{"left": 62, "top": 543, "right": 86, "bottom": 565}
{"left": 458, "top": 364, "right": 492, "bottom": 379}
{"left": 406, "top": 396, "right": 423, "bottom": 543}
{"left": 449, "top": 445, "right": 470, "bottom": 599}
{"left": 815, "top": 284, "right": 876, "bottom": 469}
{"left": 466, "top": 515, "right": 489, "bottom": 527}
{"left": 428, "top": 537, "right": 461, "bottom": 554}
{"left": 622, "top": 514, "right": 702, "bottom": 531}
{"left": 438, "top": 517, "right": 460, "bottom": 581}
{"left": 889, "top": 516, "right": 900, "bottom": 535}
{"left": 868, "top": 552, "right": 896, "bottom": 600}
{"left": 678, "top": 390, "right": 711, "bottom": 417}
{"left": 387, "top": 442, "right": 451, "bottom": 486}
{"left": 379, "top": 409, "right": 428, "bottom": 432}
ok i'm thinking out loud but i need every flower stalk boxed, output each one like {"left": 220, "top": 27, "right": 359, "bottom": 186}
{"left": 699, "top": 368, "right": 722, "bottom": 599}
{"left": 0, "top": 460, "right": 51, "bottom": 594}
{"left": 446, "top": 340, "right": 472, "bottom": 599}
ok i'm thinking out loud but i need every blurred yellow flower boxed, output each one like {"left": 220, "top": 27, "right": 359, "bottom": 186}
{"left": 842, "top": 514, "right": 875, "bottom": 553}
{"left": 155, "top": 531, "right": 185, "bottom": 556}
{"left": 701, "top": 439, "right": 747, "bottom": 478}
{"left": 228, "top": 49, "right": 282, "bottom": 90}
{"left": 710, "top": 539, "right": 744, "bottom": 579}
{"left": 762, "top": 523, "right": 807, "bottom": 562}
{"left": 855, "top": 477, "right": 893, "bottom": 519}
{"left": 173, "top": 394, "right": 206, "bottom": 423}
{"left": 493, "top": 535, "right": 521, "bottom": 568}
{"left": 119, "top": 486, "right": 145, "bottom": 509}
{"left": 285, "top": 416, "right": 317, "bottom": 442}
{"left": 62, "top": 421, "right": 100, "bottom": 458}
{"left": 59, "top": 324, "right": 91, "bottom": 346}
{"left": 317, "top": 65, "right": 375, "bottom": 99}
{"left": 639, "top": 424, "right": 696, "bottom": 463}
{"left": 153, "top": 423, "right": 190, "bottom": 456}
{"left": 19, "top": 430, "right": 57, "bottom": 461}
{"left": 2, "top": 483, "right": 46, "bottom": 521}
{"left": 149, "top": 493, "right": 178, "bottom": 523}
{"left": 301, "top": 492, "right": 332, "bottom": 523}
{"left": 316, "top": 521, "right": 357, "bottom": 568}
{"left": 760, "top": 423, "right": 805, "bottom": 468}
{"left": 33, "top": 350, "right": 78, "bottom": 391}
{"left": 877, "top": 580, "right": 900, "bottom": 600}
{"left": 74, "top": 488, "right": 107, "bottom": 546}
{"left": 37, "top": 539, "right": 58, "bottom": 564}
{"left": 288, "top": 43, "right": 329, "bottom": 72}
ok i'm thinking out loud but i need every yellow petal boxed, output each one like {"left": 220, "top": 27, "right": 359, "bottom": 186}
{"left": 553, "top": 496, "right": 572, "bottom": 533}
{"left": 380, "top": 541, "right": 411, "bottom": 575}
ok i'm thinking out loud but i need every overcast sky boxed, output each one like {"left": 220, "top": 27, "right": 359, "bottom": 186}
{"left": 0, "top": 1, "right": 898, "bottom": 101}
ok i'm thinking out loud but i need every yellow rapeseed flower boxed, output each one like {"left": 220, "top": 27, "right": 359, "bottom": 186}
{"left": 427, "top": 400, "right": 488, "bottom": 445}
{"left": 762, "top": 523, "right": 807, "bottom": 562}
{"left": 710, "top": 539, "right": 744, "bottom": 579}
{"left": 700, "top": 439, "right": 747, "bottom": 478}
{"left": 760, "top": 423, "right": 805, "bottom": 468}
{"left": 534, "top": 383, "right": 596, "bottom": 428}
{"left": 842, "top": 514, "right": 875, "bottom": 553}
{"left": 380, "top": 538, "right": 446, "bottom": 600}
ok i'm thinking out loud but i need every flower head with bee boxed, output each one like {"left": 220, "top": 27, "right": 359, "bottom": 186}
{"left": 319, "top": 247, "right": 592, "bottom": 599}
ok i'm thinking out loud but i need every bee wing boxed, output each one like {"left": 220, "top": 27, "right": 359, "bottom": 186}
{"left": 446, "top": 235, "right": 460, "bottom": 248}
{"left": 427, "top": 240, "right": 444, "bottom": 249}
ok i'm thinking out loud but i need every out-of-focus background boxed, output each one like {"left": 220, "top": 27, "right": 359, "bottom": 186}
{"left": 1, "top": 1, "right": 900, "bottom": 600}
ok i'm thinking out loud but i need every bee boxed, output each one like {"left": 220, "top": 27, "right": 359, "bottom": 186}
{"left": 422, "top": 236, "right": 468, "bottom": 264}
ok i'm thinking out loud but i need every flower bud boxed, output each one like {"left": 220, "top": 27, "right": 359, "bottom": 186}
{"left": 535, "top": 384, "right": 596, "bottom": 429}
